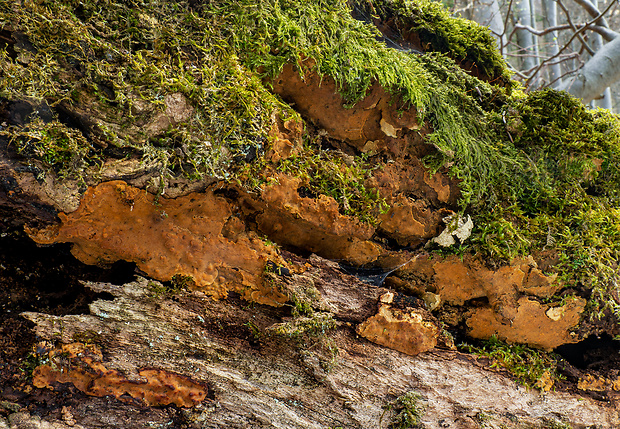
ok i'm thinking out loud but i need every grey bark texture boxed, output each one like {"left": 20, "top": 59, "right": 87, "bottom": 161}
{"left": 542, "top": 0, "right": 563, "bottom": 87}
{"left": 514, "top": 0, "right": 538, "bottom": 72}
{"left": 18, "top": 269, "right": 620, "bottom": 429}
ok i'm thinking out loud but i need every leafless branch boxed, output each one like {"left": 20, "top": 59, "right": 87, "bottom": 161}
{"left": 572, "top": 0, "right": 610, "bottom": 28}
{"left": 557, "top": 0, "right": 595, "bottom": 56}
{"left": 591, "top": 25, "right": 619, "bottom": 42}
{"left": 514, "top": 22, "right": 618, "bottom": 41}
{"left": 513, "top": 23, "right": 570, "bottom": 37}
{"left": 522, "top": 0, "right": 619, "bottom": 87}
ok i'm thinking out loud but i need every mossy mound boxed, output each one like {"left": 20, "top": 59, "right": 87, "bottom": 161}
{"left": 349, "top": 0, "right": 512, "bottom": 86}
{"left": 2, "top": 0, "right": 620, "bottom": 338}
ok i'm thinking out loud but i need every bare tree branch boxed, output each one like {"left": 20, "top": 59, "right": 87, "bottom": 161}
{"left": 559, "top": 34, "right": 620, "bottom": 103}
{"left": 572, "top": 0, "right": 610, "bottom": 28}
{"left": 557, "top": 0, "right": 596, "bottom": 56}
{"left": 514, "top": 23, "right": 617, "bottom": 41}
{"left": 523, "top": 0, "right": 618, "bottom": 86}
{"left": 514, "top": 23, "right": 569, "bottom": 37}
{"left": 589, "top": 24, "right": 619, "bottom": 41}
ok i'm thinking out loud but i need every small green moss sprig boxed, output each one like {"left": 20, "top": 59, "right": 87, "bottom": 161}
{"left": 2, "top": 118, "right": 99, "bottom": 181}
{"left": 381, "top": 391, "right": 425, "bottom": 429}
{"left": 460, "top": 336, "right": 566, "bottom": 389}
{"left": 278, "top": 141, "right": 389, "bottom": 225}
{"left": 0, "top": 0, "right": 292, "bottom": 183}
{"left": 350, "top": 0, "right": 513, "bottom": 86}
{"left": 148, "top": 275, "right": 191, "bottom": 298}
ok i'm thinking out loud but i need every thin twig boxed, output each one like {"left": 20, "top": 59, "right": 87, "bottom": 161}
{"left": 556, "top": 0, "right": 595, "bottom": 56}
{"left": 572, "top": 0, "right": 610, "bottom": 28}
{"left": 522, "top": 0, "right": 617, "bottom": 87}
{"left": 514, "top": 22, "right": 617, "bottom": 41}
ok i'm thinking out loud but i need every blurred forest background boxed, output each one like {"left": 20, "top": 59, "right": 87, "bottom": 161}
{"left": 443, "top": 0, "right": 620, "bottom": 111}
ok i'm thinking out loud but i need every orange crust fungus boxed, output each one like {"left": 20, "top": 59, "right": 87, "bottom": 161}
{"left": 356, "top": 292, "right": 440, "bottom": 356}
{"left": 396, "top": 254, "right": 583, "bottom": 349}
{"left": 270, "top": 64, "right": 421, "bottom": 151}
{"left": 466, "top": 296, "right": 586, "bottom": 350}
{"left": 257, "top": 173, "right": 384, "bottom": 265}
{"left": 26, "top": 181, "right": 287, "bottom": 305}
{"left": 33, "top": 343, "right": 209, "bottom": 407}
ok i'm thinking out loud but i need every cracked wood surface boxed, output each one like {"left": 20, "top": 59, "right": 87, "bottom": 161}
{"left": 19, "top": 258, "right": 620, "bottom": 429}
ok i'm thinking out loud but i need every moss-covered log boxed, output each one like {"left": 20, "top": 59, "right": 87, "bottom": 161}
{"left": 2, "top": 0, "right": 620, "bottom": 426}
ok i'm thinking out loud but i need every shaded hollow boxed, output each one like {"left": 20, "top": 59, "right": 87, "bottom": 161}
{"left": 0, "top": 232, "right": 135, "bottom": 316}
{"left": 0, "top": 231, "right": 137, "bottom": 403}
{"left": 555, "top": 334, "right": 620, "bottom": 372}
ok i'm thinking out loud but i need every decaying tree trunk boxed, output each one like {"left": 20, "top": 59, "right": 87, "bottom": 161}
{"left": 3, "top": 0, "right": 620, "bottom": 428}
{"left": 16, "top": 268, "right": 620, "bottom": 429}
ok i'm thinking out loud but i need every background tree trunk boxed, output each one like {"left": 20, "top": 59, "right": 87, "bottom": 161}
{"left": 559, "top": 34, "right": 620, "bottom": 103}
{"left": 514, "top": 0, "right": 539, "bottom": 72}
{"left": 542, "top": 0, "right": 563, "bottom": 87}
{"left": 470, "top": 0, "right": 507, "bottom": 54}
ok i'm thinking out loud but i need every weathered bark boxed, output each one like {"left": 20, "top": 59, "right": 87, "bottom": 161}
{"left": 14, "top": 269, "right": 620, "bottom": 429}
{"left": 3, "top": 1, "right": 620, "bottom": 427}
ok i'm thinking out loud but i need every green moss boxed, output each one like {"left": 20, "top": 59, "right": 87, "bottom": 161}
{"left": 0, "top": 0, "right": 292, "bottom": 183}
{"left": 541, "top": 418, "right": 572, "bottom": 429}
{"left": 19, "top": 352, "right": 44, "bottom": 380}
{"left": 350, "top": 0, "right": 512, "bottom": 85}
{"left": 0, "top": 0, "right": 509, "bottom": 218}
{"left": 277, "top": 141, "right": 389, "bottom": 224}
{"left": 382, "top": 391, "right": 425, "bottom": 429}
{"left": 71, "top": 330, "right": 103, "bottom": 345}
{"left": 459, "top": 336, "right": 566, "bottom": 389}
{"left": 269, "top": 312, "right": 336, "bottom": 338}
{"left": 2, "top": 118, "right": 98, "bottom": 181}
{"left": 3, "top": 0, "right": 620, "bottom": 327}
{"left": 148, "top": 277, "right": 188, "bottom": 298}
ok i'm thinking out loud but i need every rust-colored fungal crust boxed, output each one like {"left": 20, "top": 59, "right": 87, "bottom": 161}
{"left": 578, "top": 374, "right": 620, "bottom": 392}
{"left": 392, "top": 254, "right": 583, "bottom": 349}
{"left": 257, "top": 174, "right": 384, "bottom": 265}
{"left": 356, "top": 294, "right": 440, "bottom": 356}
{"left": 466, "top": 296, "right": 586, "bottom": 350}
{"left": 270, "top": 65, "right": 421, "bottom": 151}
{"left": 26, "top": 181, "right": 287, "bottom": 305}
{"left": 424, "top": 255, "right": 561, "bottom": 307}
{"left": 378, "top": 194, "right": 451, "bottom": 246}
{"left": 33, "top": 343, "right": 209, "bottom": 407}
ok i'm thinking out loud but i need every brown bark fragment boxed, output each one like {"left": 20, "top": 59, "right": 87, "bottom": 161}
{"left": 256, "top": 173, "right": 383, "bottom": 265}
{"left": 356, "top": 299, "right": 440, "bottom": 356}
{"left": 33, "top": 343, "right": 209, "bottom": 407}
{"left": 378, "top": 195, "right": 450, "bottom": 246}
